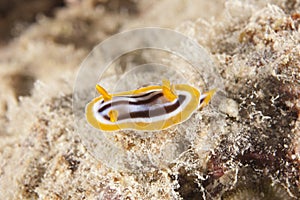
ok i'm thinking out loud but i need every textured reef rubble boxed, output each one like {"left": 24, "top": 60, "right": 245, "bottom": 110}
{"left": 0, "top": 0, "right": 299, "bottom": 199}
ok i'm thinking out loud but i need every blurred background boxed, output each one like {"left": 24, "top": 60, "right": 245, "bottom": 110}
{"left": 0, "top": 0, "right": 224, "bottom": 101}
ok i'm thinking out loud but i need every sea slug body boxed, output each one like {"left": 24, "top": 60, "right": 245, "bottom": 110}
{"left": 85, "top": 79, "right": 215, "bottom": 131}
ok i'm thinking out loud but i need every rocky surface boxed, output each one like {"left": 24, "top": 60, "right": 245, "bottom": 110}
{"left": 0, "top": 0, "right": 299, "bottom": 199}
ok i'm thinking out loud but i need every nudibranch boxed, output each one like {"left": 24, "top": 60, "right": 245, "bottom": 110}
{"left": 85, "top": 79, "right": 215, "bottom": 131}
